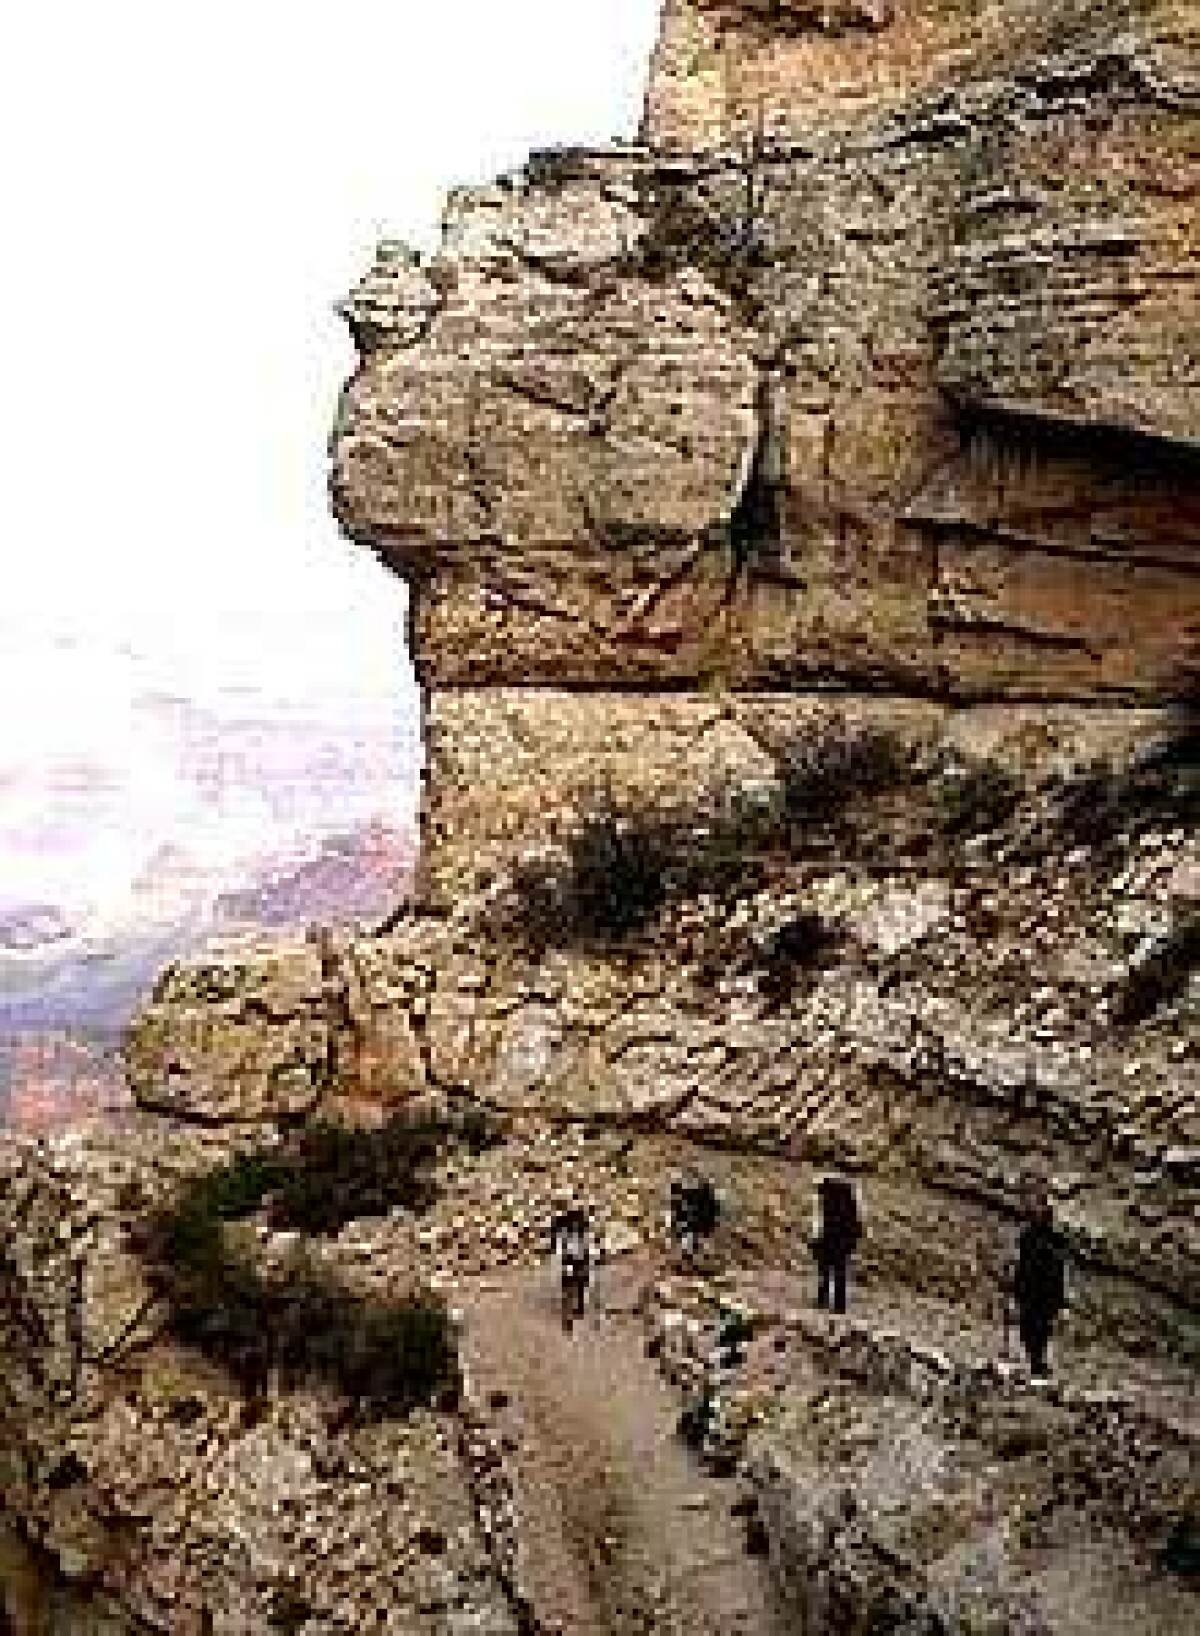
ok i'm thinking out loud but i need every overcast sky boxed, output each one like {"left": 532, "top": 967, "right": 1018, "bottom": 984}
{"left": 0, "top": 2, "right": 660, "bottom": 920}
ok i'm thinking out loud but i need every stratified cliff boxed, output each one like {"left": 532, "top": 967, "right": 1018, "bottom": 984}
{"left": 6, "top": 3, "right": 1197, "bottom": 1631}
{"left": 315, "top": 0, "right": 1199, "bottom": 1321}
{"left": 335, "top": 0, "right": 1197, "bottom": 710}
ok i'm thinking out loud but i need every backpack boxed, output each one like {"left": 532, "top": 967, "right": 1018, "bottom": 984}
{"left": 1015, "top": 1222, "right": 1065, "bottom": 1313}
{"left": 819, "top": 1179, "right": 860, "bottom": 1251}
{"left": 689, "top": 1180, "right": 719, "bottom": 1237}
{"left": 560, "top": 1213, "right": 589, "bottom": 1274}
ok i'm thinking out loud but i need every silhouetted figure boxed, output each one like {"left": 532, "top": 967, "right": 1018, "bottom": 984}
{"left": 1014, "top": 1194, "right": 1067, "bottom": 1378}
{"left": 669, "top": 1175, "right": 720, "bottom": 1260}
{"left": 813, "top": 1176, "right": 860, "bottom": 1314}
{"left": 549, "top": 1204, "right": 593, "bottom": 1331}
{"left": 678, "top": 1383, "right": 716, "bottom": 1452}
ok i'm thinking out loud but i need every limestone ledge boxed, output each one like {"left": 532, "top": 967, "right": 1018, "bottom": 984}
{"left": 420, "top": 689, "right": 1174, "bottom": 902}
{"left": 645, "top": 0, "right": 1199, "bottom": 150}
{"left": 332, "top": 18, "right": 1199, "bottom": 698}
{"left": 122, "top": 693, "right": 1199, "bottom": 1349}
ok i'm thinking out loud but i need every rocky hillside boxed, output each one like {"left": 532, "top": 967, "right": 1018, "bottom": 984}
{"left": 4, "top": 1, "right": 1197, "bottom": 1630}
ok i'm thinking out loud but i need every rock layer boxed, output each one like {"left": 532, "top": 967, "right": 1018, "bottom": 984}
{"left": 333, "top": 5, "right": 1198, "bottom": 703}
{"left": 325, "top": 4, "right": 1199, "bottom": 1616}
{"left": 16, "top": 2, "right": 1200, "bottom": 1630}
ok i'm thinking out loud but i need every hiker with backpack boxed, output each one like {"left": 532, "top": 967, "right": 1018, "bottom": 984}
{"left": 1012, "top": 1189, "right": 1068, "bottom": 1378}
{"left": 812, "top": 1174, "right": 861, "bottom": 1314}
{"left": 669, "top": 1174, "right": 720, "bottom": 1263}
{"left": 549, "top": 1202, "right": 595, "bottom": 1331}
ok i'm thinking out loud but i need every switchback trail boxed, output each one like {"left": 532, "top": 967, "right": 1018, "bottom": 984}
{"left": 457, "top": 1262, "right": 789, "bottom": 1636}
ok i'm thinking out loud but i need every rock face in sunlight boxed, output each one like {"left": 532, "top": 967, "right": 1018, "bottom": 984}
{"left": 5, "top": 3, "right": 1197, "bottom": 1632}
{"left": 334, "top": 0, "right": 1198, "bottom": 701}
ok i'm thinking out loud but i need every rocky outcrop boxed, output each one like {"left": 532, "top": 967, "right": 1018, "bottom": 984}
{"left": 0, "top": 1121, "right": 532, "bottom": 1633}
{"left": 333, "top": 3, "right": 1198, "bottom": 702}
{"left": 648, "top": 1272, "right": 1198, "bottom": 1634}
{"left": 10, "top": 1, "right": 1198, "bottom": 1630}
{"left": 318, "top": 0, "right": 1199, "bottom": 1358}
{"left": 333, "top": 1, "right": 1200, "bottom": 1618}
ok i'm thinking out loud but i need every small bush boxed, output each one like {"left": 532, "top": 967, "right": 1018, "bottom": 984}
{"left": 776, "top": 725, "right": 912, "bottom": 836}
{"left": 509, "top": 797, "right": 772, "bottom": 948}
{"left": 133, "top": 1111, "right": 494, "bottom": 1414}
{"left": 165, "top": 1245, "right": 460, "bottom": 1416}
{"left": 142, "top": 1212, "right": 459, "bottom": 1417}
{"left": 1042, "top": 731, "right": 1198, "bottom": 858}
{"left": 568, "top": 805, "right": 670, "bottom": 938}
{"left": 932, "top": 756, "right": 1023, "bottom": 840}
{"left": 274, "top": 1268, "right": 459, "bottom": 1415}
{"left": 270, "top": 1117, "right": 445, "bottom": 1235}
{"left": 671, "top": 795, "right": 776, "bottom": 907}
{"left": 147, "top": 1148, "right": 283, "bottom": 1272}
{"left": 163, "top": 1110, "right": 501, "bottom": 1242}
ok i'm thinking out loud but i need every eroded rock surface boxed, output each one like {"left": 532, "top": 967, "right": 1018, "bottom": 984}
{"left": 7, "top": 1, "right": 1198, "bottom": 1630}
{"left": 334, "top": 2, "right": 1198, "bottom": 699}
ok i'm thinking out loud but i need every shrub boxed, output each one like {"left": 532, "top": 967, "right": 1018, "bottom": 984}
{"left": 672, "top": 791, "right": 776, "bottom": 904}
{"left": 270, "top": 1117, "right": 445, "bottom": 1235}
{"left": 1042, "top": 722, "right": 1198, "bottom": 857}
{"left": 151, "top": 1234, "right": 460, "bottom": 1416}
{"left": 133, "top": 1111, "right": 495, "bottom": 1414}
{"left": 274, "top": 1266, "right": 459, "bottom": 1416}
{"left": 567, "top": 805, "right": 670, "bottom": 938}
{"left": 143, "top": 1113, "right": 472, "bottom": 1251}
{"left": 146, "top": 1148, "right": 283, "bottom": 1273}
{"left": 776, "top": 725, "right": 912, "bottom": 836}
{"left": 932, "top": 756, "right": 1023, "bottom": 839}
{"left": 509, "top": 796, "right": 771, "bottom": 948}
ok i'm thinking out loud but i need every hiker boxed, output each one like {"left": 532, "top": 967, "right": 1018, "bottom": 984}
{"left": 549, "top": 1203, "right": 594, "bottom": 1331}
{"left": 678, "top": 1383, "right": 716, "bottom": 1452}
{"left": 1013, "top": 1191, "right": 1067, "bottom": 1378}
{"left": 669, "top": 1175, "right": 720, "bottom": 1261}
{"left": 812, "top": 1174, "right": 861, "bottom": 1314}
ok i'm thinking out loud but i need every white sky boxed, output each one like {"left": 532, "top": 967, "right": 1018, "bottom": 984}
{"left": 0, "top": 1, "right": 661, "bottom": 920}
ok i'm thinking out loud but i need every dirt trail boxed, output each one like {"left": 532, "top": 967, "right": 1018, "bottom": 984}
{"left": 457, "top": 1260, "right": 789, "bottom": 1636}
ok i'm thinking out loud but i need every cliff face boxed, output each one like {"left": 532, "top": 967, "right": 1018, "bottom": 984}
{"left": 327, "top": 0, "right": 1198, "bottom": 944}
{"left": 322, "top": 7, "right": 1195, "bottom": 1613}
{"left": 11, "top": 4, "right": 1199, "bottom": 1630}
{"left": 334, "top": 0, "right": 1198, "bottom": 711}
{"left": 125, "top": 0, "right": 1199, "bottom": 1354}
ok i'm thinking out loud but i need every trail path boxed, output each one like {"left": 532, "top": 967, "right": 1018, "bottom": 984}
{"left": 457, "top": 1260, "right": 789, "bottom": 1636}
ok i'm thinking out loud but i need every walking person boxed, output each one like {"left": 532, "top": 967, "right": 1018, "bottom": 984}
{"left": 549, "top": 1202, "right": 594, "bottom": 1332}
{"left": 812, "top": 1175, "right": 861, "bottom": 1314}
{"left": 669, "top": 1179, "right": 695, "bottom": 1260}
{"left": 1013, "top": 1190, "right": 1067, "bottom": 1379}
{"left": 668, "top": 1174, "right": 720, "bottom": 1265}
